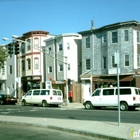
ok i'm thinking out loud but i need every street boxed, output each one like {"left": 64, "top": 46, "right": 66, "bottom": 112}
{"left": 0, "top": 123, "right": 105, "bottom": 140}
{"left": 0, "top": 105, "right": 140, "bottom": 124}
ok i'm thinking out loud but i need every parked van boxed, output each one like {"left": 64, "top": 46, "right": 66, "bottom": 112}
{"left": 21, "top": 89, "right": 63, "bottom": 107}
{"left": 83, "top": 87, "right": 140, "bottom": 111}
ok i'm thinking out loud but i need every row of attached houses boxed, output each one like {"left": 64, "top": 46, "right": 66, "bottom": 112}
{"left": 1, "top": 20, "right": 140, "bottom": 102}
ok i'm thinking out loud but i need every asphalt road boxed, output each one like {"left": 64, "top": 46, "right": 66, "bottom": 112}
{"left": 0, "top": 105, "right": 140, "bottom": 124}
{"left": 0, "top": 123, "right": 105, "bottom": 140}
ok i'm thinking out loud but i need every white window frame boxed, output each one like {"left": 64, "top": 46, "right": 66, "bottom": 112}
{"left": 27, "top": 39, "right": 31, "bottom": 51}
{"left": 86, "top": 36, "right": 90, "bottom": 48}
{"left": 27, "top": 59, "right": 31, "bottom": 70}
{"left": 102, "top": 57, "right": 107, "bottom": 69}
{"left": 137, "top": 31, "right": 140, "bottom": 43}
{"left": 34, "top": 58, "right": 39, "bottom": 69}
{"left": 124, "top": 30, "right": 129, "bottom": 42}
{"left": 22, "top": 60, "right": 25, "bottom": 71}
{"left": 112, "top": 31, "right": 118, "bottom": 43}
{"left": 48, "top": 66, "right": 52, "bottom": 73}
{"left": 59, "top": 64, "right": 63, "bottom": 71}
{"left": 111, "top": 56, "right": 117, "bottom": 68}
{"left": 68, "top": 64, "right": 70, "bottom": 70}
{"left": 59, "top": 44, "right": 63, "bottom": 51}
{"left": 137, "top": 54, "right": 140, "bottom": 68}
{"left": 86, "top": 59, "right": 90, "bottom": 70}
{"left": 124, "top": 54, "right": 129, "bottom": 67}
{"left": 67, "top": 43, "right": 70, "bottom": 50}
{"left": 102, "top": 33, "right": 107, "bottom": 43}
{"left": 9, "top": 65, "right": 12, "bottom": 74}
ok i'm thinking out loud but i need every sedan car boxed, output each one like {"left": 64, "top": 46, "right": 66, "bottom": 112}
{"left": 0, "top": 94, "right": 17, "bottom": 105}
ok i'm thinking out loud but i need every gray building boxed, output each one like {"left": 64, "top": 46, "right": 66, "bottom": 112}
{"left": 79, "top": 20, "right": 140, "bottom": 92}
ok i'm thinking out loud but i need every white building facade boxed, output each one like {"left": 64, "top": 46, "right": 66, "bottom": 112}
{"left": 44, "top": 33, "right": 82, "bottom": 97}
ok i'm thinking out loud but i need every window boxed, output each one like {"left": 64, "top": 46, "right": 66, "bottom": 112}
{"left": 86, "top": 36, "right": 90, "bottom": 48}
{"left": 27, "top": 59, "right": 31, "bottom": 70}
{"left": 26, "top": 91, "right": 32, "bottom": 96}
{"left": 34, "top": 58, "right": 39, "bottom": 69}
{"left": 92, "top": 89, "right": 101, "bottom": 96}
{"left": 103, "top": 89, "right": 114, "bottom": 96}
{"left": 67, "top": 43, "right": 70, "bottom": 50}
{"left": 21, "top": 43, "right": 25, "bottom": 54}
{"left": 102, "top": 57, "right": 106, "bottom": 69}
{"left": 34, "top": 38, "right": 39, "bottom": 45}
{"left": 57, "top": 91, "right": 62, "bottom": 96}
{"left": 9, "top": 65, "right": 12, "bottom": 74}
{"left": 59, "top": 44, "right": 63, "bottom": 51}
{"left": 27, "top": 39, "right": 31, "bottom": 50}
{"left": 125, "top": 54, "right": 129, "bottom": 66}
{"left": 116, "top": 88, "right": 131, "bottom": 95}
{"left": 86, "top": 59, "right": 90, "bottom": 70}
{"left": 22, "top": 60, "right": 25, "bottom": 71}
{"left": 48, "top": 66, "right": 52, "bottom": 73}
{"left": 41, "top": 90, "right": 50, "bottom": 95}
{"left": 59, "top": 64, "right": 63, "bottom": 71}
{"left": 137, "top": 31, "right": 140, "bottom": 43}
{"left": 112, "top": 56, "right": 117, "bottom": 68}
{"left": 135, "top": 89, "right": 140, "bottom": 95}
{"left": 137, "top": 54, "right": 140, "bottom": 67}
{"left": 53, "top": 90, "right": 57, "bottom": 95}
{"left": 34, "top": 38, "right": 39, "bottom": 50}
{"left": 1, "top": 67, "right": 5, "bottom": 75}
{"left": 33, "top": 90, "right": 40, "bottom": 95}
{"left": 112, "top": 31, "right": 118, "bottom": 43}
{"left": 124, "top": 30, "right": 129, "bottom": 42}
{"left": 102, "top": 33, "right": 107, "bottom": 43}
{"left": 68, "top": 64, "right": 70, "bottom": 70}
{"left": 49, "top": 47, "right": 51, "bottom": 52}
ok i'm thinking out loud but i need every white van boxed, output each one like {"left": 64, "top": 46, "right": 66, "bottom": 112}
{"left": 21, "top": 89, "right": 63, "bottom": 107}
{"left": 83, "top": 87, "right": 140, "bottom": 111}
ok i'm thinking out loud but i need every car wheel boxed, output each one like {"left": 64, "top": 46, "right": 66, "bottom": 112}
{"left": 85, "top": 102, "right": 93, "bottom": 109}
{"left": 42, "top": 100, "right": 47, "bottom": 107}
{"left": 22, "top": 100, "right": 26, "bottom": 106}
{"left": 0, "top": 100, "right": 4, "bottom": 105}
{"left": 120, "top": 102, "right": 128, "bottom": 111}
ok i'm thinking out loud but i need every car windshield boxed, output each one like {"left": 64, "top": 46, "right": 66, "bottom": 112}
{"left": 6, "top": 95, "right": 14, "bottom": 98}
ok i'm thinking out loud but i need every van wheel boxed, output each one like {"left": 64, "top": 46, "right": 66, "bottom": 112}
{"left": 42, "top": 101, "right": 47, "bottom": 107}
{"left": 120, "top": 102, "right": 128, "bottom": 111}
{"left": 85, "top": 102, "right": 93, "bottom": 109}
{"left": 22, "top": 100, "right": 26, "bottom": 106}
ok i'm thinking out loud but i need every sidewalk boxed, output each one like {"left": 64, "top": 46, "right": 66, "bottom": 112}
{"left": 0, "top": 103, "right": 140, "bottom": 140}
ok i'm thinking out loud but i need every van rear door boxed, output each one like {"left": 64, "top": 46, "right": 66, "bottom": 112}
{"left": 52, "top": 90, "right": 63, "bottom": 104}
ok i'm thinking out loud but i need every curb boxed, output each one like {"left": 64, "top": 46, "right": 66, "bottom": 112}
{"left": 0, "top": 120, "right": 126, "bottom": 140}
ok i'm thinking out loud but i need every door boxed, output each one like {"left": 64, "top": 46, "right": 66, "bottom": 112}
{"left": 24, "top": 90, "right": 32, "bottom": 103}
{"left": 83, "top": 83, "right": 91, "bottom": 100}
{"left": 90, "top": 89, "right": 102, "bottom": 106}
{"left": 101, "top": 88, "right": 117, "bottom": 106}
{"left": 52, "top": 90, "right": 63, "bottom": 104}
{"left": 32, "top": 90, "right": 40, "bottom": 104}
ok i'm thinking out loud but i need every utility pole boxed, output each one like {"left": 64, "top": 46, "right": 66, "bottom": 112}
{"left": 115, "top": 50, "right": 120, "bottom": 126}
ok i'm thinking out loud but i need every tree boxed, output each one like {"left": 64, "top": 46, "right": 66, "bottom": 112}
{"left": 0, "top": 45, "right": 8, "bottom": 68}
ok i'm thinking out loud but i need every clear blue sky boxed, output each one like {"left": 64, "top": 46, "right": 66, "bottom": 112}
{"left": 0, "top": 0, "right": 140, "bottom": 44}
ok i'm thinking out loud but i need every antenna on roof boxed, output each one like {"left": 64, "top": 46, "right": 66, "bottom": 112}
{"left": 91, "top": 17, "right": 94, "bottom": 30}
